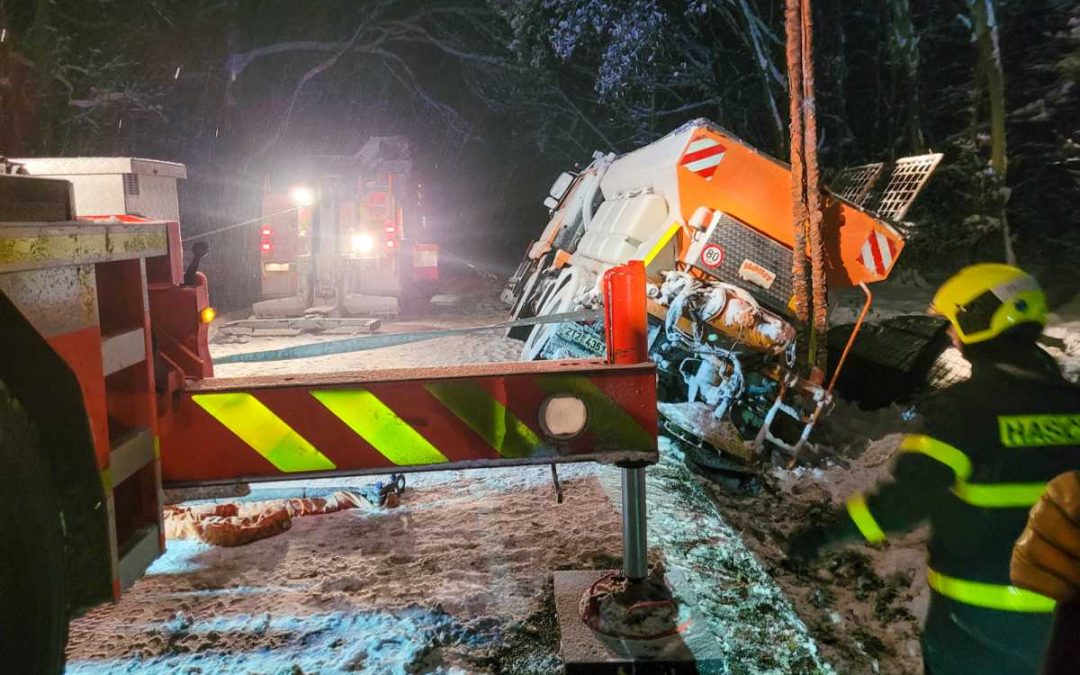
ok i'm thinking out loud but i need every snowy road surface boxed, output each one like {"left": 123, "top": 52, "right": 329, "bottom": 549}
{"left": 65, "top": 446, "right": 831, "bottom": 674}
{"left": 64, "top": 299, "right": 830, "bottom": 674}
{"left": 66, "top": 465, "right": 621, "bottom": 674}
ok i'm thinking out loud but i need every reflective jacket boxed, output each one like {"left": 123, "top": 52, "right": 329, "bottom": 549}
{"left": 837, "top": 345, "right": 1080, "bottom": 674}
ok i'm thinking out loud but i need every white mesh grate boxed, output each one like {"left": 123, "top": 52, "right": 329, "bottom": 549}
{"left": 829, "top": 162, "right": 883, "bottom": 206}
{"left": 870, "top": 153, "right": 943, "bottom": 221}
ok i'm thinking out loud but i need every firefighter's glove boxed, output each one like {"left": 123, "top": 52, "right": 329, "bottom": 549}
{"left": 1011, "top": 471, "right": 1080, "bottom": 603}
{"left": 786, "top": 526, "right": 831, "bottom": 567}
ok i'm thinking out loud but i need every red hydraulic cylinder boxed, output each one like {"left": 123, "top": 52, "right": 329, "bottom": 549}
{"left": 603, "top": 260, "right": 648, "bottom": 365}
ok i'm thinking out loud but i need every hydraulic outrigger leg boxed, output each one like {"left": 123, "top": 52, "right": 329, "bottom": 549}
{"left": 621, "top": 465, "right": 648, "bottom": 581}
{"left": 553, "top": 262, "right": 722, "bottom": 673}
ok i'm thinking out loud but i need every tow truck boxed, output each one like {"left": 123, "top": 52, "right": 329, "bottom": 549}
{"left": 0, "top": 159, "right": 658, "bottom": 674}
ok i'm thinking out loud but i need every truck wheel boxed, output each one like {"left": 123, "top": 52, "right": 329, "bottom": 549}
{"left": 521, "top": 267, "right": 588, "bottom": 360}
{"left": 508, "top": 267, "right": 546, "bottom": 341}
{"left": 509, "top": 265, "right": 541, "bottom": 321}
{"left": 0, "top": 379, "right": 68, "bottom": 674}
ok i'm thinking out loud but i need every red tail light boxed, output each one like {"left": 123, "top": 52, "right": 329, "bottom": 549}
{"left": 260, "top": 226, "right": 273, "bottom": 254}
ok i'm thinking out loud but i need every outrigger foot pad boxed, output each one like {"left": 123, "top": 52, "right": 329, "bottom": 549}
{"left": 554, "top": 568, "right": 725, "bottom": 674}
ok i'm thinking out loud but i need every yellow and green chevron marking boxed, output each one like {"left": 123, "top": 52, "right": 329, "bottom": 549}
{"left": 311, "top": 389, "right": 449, "bottom": 466}
{"left": 192, "top": 393, "right": 337, "bottom": 473}
{"left": 192, "top": 376, "right": 652, "bottom": 472}
{"left": 424, "top": 381, "right": 541, "bottom": 459}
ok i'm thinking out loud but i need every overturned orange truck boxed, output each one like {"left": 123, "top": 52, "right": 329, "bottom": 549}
{"left": 505, "top": 119, "right": 941, "bottom": 467}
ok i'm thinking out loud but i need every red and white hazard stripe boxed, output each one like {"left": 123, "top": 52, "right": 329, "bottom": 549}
{"left": 860, "top": 231, "right": 898, "bottom": 277}
{"left": 680, "top": 136, "right": 726, "bottom": 180}
{"left": 82, "top": 214, "right": 152, "bottom": 223}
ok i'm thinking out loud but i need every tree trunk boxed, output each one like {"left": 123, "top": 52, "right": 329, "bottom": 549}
{"left": 29, "top": 0, "right": 54, "bottom": 153}
{"left": 888, "top": 0, "right": 925, "bottom": 153}
{"left": 971, "top": 0, "right": 1016, "bottom": 264}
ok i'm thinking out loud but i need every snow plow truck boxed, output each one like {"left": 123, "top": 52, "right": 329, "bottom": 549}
{"left": 504, "top": 119, "right": 942, "bottom": 470}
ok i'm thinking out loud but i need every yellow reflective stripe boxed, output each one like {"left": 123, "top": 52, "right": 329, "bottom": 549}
{"left": 311, "top": 389, "right": 448, "bottom": 466}
{"left": 846, "top": 494, "right": 887, "bottom": 544}
{"left": 0, "top": 229, "right": 168, "bottom": 270}
{"left": 998, "top": 413, "right": 1080, "bottom": 448}
{"left": 952, "top": 481, "right": 1046, "bottom": 508}
{"left": 927, "top": 568, "right": 1056, "bottom": 613}
{"left": 899, "top": 434, "right": 972, "bottom": 480}
{"left": 643, "top": 224, "right": 682, "bottom": 265}
{"left": 902, "top": 435, "right": 1047, "bottom": 508}
{"left": 533, "top": 375, "right": 653, "bottom": 451}
{"left": 192, "top": 393, "right": 336, "bottom": 472}
{"left": 424, "top": 382, "right": 541, "bottom": 459}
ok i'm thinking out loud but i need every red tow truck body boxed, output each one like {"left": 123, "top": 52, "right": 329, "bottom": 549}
{"left": 0, "top": 163, "right": 657, "bottom": 671}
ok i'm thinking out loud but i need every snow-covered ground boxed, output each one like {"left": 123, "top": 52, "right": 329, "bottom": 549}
{"left": 64, "top": 281, "right": 1080, "bottom": 674}
{"left": 209, "top": 296, "right": 524, "bottom": 378}
{"left": 67, "top": 463, "right": 618, "bottom": 674}
{"left": 1044, "top": 293, "right": 1080, "bottom": 382}
{"left": 66, "top": 288, "right": 830, "bottom": 675}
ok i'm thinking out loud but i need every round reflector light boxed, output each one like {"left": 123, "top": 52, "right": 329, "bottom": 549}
{"left": 539, "top": 394, "right": 588, "bottom": 442}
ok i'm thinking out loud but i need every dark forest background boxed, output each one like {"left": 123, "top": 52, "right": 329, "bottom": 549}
{"left": 1, "top": 0, "right": 1077, "bottom": 309}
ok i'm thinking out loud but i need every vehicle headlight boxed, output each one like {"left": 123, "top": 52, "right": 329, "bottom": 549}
{"left": 539, "top": 394, "right": 588, "bottom": 441}
{"left": 288, "top": 185, "right": 316, "bottom": 207}
{"left": 351, "top": 233, "right": 375, "bottom": 254}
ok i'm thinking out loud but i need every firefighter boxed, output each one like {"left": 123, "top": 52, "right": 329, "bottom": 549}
{"left": 786, "top": 263, "right": 1080, "bottom": 674}
{"left": 1011, "top": 470, "right": 1080, "bottom": 674}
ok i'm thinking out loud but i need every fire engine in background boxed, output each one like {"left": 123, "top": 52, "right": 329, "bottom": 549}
{"left": 255, "top": 136, "right": 439, "bottom": 320}
{"left": 503, "top": 118, "right": 943, "bottom": 470}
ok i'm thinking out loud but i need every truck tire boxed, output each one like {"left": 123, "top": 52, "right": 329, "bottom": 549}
{"left": 0, "top": 379, "right": 68, "bottom": 674}
{"left": 508, "top": 266, "right": 547, "bottom": 341}
{"left": 509, "top": 265, "right": 541, "bottom": 320}
{"left": 521, "top": 267, "right": 589, "bottom": 360}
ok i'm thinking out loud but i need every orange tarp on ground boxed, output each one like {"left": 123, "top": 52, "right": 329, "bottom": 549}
{"left": 164, "top": 491, "right": 365, "bottom": 547}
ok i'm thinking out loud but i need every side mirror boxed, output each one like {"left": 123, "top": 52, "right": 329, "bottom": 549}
{"left": 184, "top": 241, "right": 210, "bottom": 286}
{"left": 546, "top": 171, "right": 575, "bottom": 205}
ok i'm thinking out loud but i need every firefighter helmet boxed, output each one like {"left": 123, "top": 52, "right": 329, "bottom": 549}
{"left": 931, "top": 263, "right": 1047, "bottom": 345}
